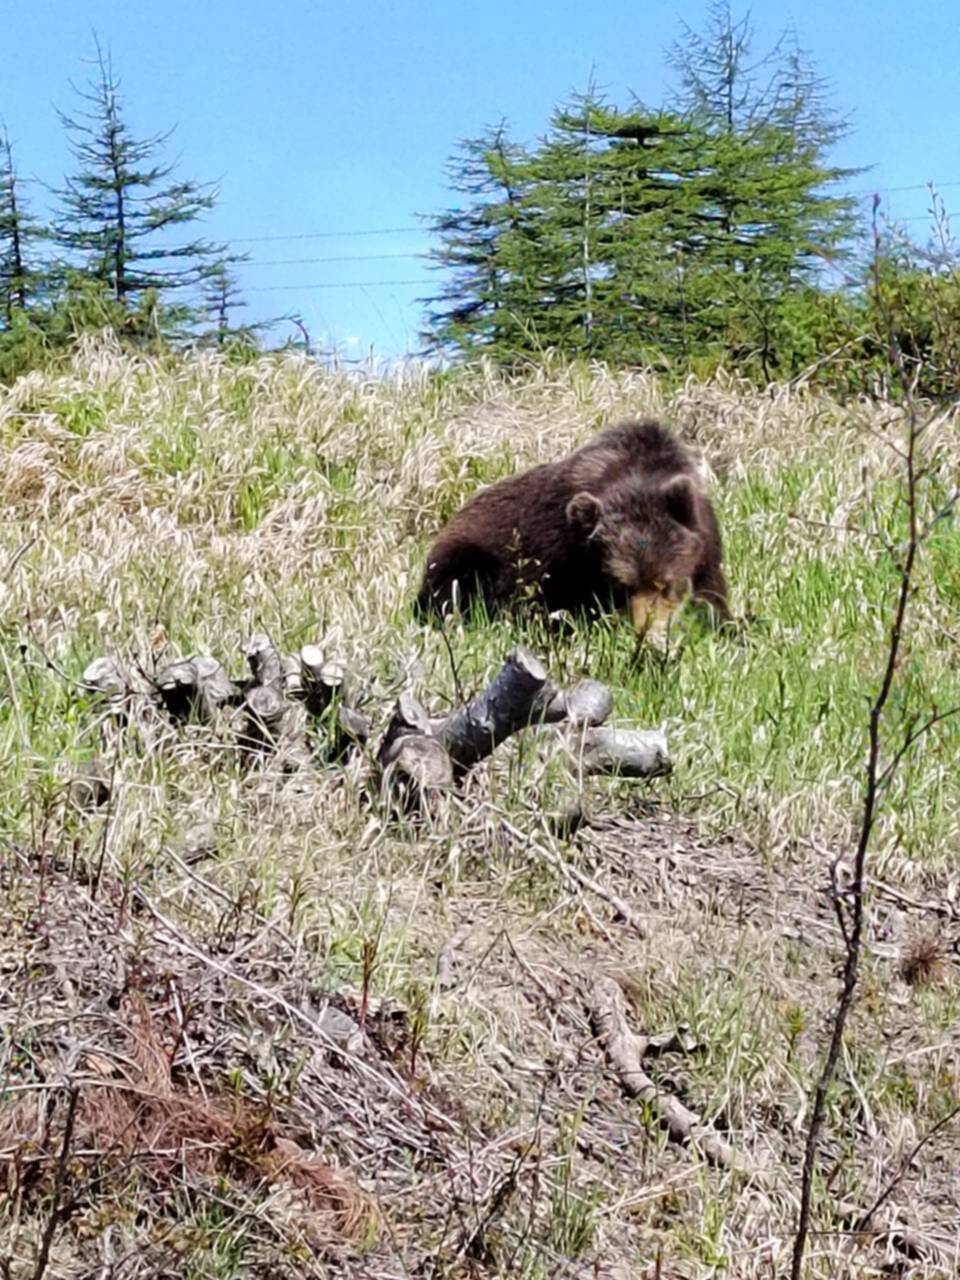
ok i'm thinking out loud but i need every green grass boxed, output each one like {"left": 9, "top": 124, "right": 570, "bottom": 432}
{"left": 1, "top": 343, "right": 959, "bottom": 1278}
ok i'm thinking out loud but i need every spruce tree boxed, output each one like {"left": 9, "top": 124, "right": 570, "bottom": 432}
{"left": 538, "top": 94, "right": 703, "bottom": 365}
{"left": 421, "top": 122, "right": 542, "bottom": 359}
{"left": 198, "top": 261, "right": 265, "bottom": 349}
{"left": 667, "top": 1, "right": 859, "bottom": 375}
{"left": 424, "top": 10, "right": 858, "bottom": 377}
{"left": 422, "top": 98, "right": 697, "bottom": 363}
{"left": 51, "top": 42, "right": 239, "bottom": 340}
{"left": 0, "top": 128, "right": 45, "bottom": 327}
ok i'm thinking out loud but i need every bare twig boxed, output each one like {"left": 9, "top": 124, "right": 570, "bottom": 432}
{"left": 853, "top": 1102, "right": 960, "bottom": 1235}
{"left": 791, "top": 293, "right": 960, "bottom": 1270}
{"left": 791, "top": 407, "right": 921, "bottom": 1278}
{"left": 499, "top": 814, "right": 649, "bottom": 936}
{"left": 31, "top": 1085, "right": 80, "bottom": 1280}
{"left": 876, "top": 702, "right": 960, "bottom": 791}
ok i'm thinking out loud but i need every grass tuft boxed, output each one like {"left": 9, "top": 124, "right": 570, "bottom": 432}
{"left": 2, "top": 342, "right": 959, "bottom": 1276}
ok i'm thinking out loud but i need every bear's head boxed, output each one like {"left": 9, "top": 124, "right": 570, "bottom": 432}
{"left": 566, "top": 476, "right": 703, "bottom": 633}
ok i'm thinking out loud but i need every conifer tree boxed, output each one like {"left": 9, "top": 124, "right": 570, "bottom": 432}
{"left": 421, "top": 122, "right": 541, "bottom": 358}
{"left": 198, "top": 261, "right": 263, "bottom": 348}
{"left": 51, "top": 42, "right": 239, "bottom": 339}
{"left": 0, "top": 128, "right": 45, "bottom": 327}
{"left": 667, "top": 1, "right": 859, "bottom": 374}
{"left": 422, "top": 95, "right": 702, "bottom": 364}
{"left": 536, "top": 93, "right": 703, "bottom": 364}
{"left": 424, "top": 7, "right": 858, "bottom": 377}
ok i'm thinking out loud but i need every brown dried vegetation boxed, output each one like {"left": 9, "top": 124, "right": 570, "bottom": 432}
{"left": 2, "top": 342, "right": 960, "bottom": 1277}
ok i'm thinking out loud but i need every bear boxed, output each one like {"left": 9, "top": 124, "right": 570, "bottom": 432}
{"left": 414, "top": 418, "right": 730, "bottom": 634}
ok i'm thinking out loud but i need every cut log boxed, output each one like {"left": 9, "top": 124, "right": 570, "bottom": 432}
{"left": 533, "top": 678, "right": 614, "bottom": 727}
{"left": 81, "top": 657, "right": 130, "bottom": 713}
{"left": 377, "top": 692, "right": 452, "bottom": 810}
{"left": 335, "top": 705, "right": 372, "bottom": 748}
{"left": 571, "top": 726, "right": 671, "bottom": 778}
{"left": 378, "top": 693, "right": 432, "bottom": 762}
{"left": 280, "top": 652, "right": 302, "bottom": 699}
{"left": 298, "top": 646, "right": 351, "bottom": 716}
{"left": 534, "top": 724, "right": 670, "bottom": 835}
{"left": 239, "top": 683, "right": 288, "bottom": 754}
{"left": 436, "top": 647, "right": 548, "bottom": 774}
{"left": 380, "top": 734, "right": 454, "bottom": 812}
{"left": 155, "top": 656, "right": 238, "bottom": 723}
{"left": 245, "top": 632, "right": 283, "bottom": 689}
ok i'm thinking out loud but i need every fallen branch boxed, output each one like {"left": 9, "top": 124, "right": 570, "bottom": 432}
{"left": 589, "top": 976, "right": 755, "bottom": 1173}
{"left": 497, "top": 815, "right": 649, "bottom": 935}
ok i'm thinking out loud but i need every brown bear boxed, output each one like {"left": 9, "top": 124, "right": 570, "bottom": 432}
{"left": 414, "top": 419, "right": 730, "bottom": 633}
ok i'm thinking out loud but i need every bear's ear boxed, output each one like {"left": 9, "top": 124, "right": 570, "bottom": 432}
{"left": 661, "top": 475, "right": 697, "bottom": 530}
{"left": 566, "top": 491, "right": 604, "bottom": 539}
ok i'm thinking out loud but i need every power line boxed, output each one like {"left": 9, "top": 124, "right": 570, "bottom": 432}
{"left": 208, "top": 186, "right": 960, "bottom": 250}
{"left": 244, "top": 213, "right": 960, "bottom": 266}
{"left": 851, "top": 180, "right": 960, "bottom": 196}
{"left": 232, "top": 225, "right": 422, "bottom": 244}
{"left": 245, "top": 278, "right": 432, "bottom": 292}
{"left": 222, "top": 181, "right": 960, "bottom": 285}
{"left": 247, "top": 251, "right": 423, "bottom": 267}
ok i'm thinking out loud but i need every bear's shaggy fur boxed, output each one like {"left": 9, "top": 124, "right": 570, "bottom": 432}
{"left": 415, "top": 419, "right": 730, "bottom": 632}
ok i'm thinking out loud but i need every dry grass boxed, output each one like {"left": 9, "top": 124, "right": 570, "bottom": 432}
{"left": 1, "top": 335, "right": 959, "bottom": 1277}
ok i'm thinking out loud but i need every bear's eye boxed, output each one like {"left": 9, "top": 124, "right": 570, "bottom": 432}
{"left": 632, "top": 534, "right": 648, "bottom": 550}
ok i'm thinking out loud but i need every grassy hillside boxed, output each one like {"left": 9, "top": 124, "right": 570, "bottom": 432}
{"left": 1, "top": 337, "right": 958, "bottom": 1277}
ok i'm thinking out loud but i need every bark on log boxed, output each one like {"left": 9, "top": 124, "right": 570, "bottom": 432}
{"left": 239, "top": 684, "right": 288, "bottom": 754}
{"left": 280, "top": 652, "right": 302, "bottom": 699}
{"left": 81, "top": 657, "right": 130, "bottom": 714}
{"left": 533, "top": 678, "right": 614, "bottom": 727}
{"left": 572, "top": 726, "right": 671, "bottom": 778}
{"left": 156, "top": 656, "right": 238, "bottom": 723}
{"left": 246, "top": 632, "right": 283, "bottom": 689}
{"left": 378, "top": 693, "right": 432, "bottom": 763}
{"left": 436, "top": 648, "right": 548, "bottom": 774}
{"left": 240, "top": 633, "right": 314, "bottom": 762}
{"left": 376, "top": 693, "right": 449, "bottom": 807}
{"left": 589, "top": 976, "right": 753, "bottom": 1173}
{"left": 335, "top": 705, "right": 372, "bottom": 749}
{"left": 289, "top": 645, "right": 355, "bottom": 717}
{"left": 380, "top": 734, "right": 454, "bottom": 812}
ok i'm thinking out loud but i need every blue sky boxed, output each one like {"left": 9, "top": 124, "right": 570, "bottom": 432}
{"left": 4, "top": 0, "right": 958, "bottom": 358}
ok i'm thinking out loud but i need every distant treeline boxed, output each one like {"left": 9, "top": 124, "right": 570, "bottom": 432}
{"left": 420, "top": 3, "right": 960, "bottom": 399}
{"left": 0, "top": 39, "right": 257, "bottom": 383}
{"left": 2, "top": 8, "right": 958, "bottom": 397}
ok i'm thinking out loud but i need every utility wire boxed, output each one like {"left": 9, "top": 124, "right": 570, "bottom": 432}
{"left": 177, "top": 184, "right": 960, "bottom": 252}
{"left": 232, "top": 225, "right": 422, "bottom": 243}
{"left": 245, "top": 278, "right": 432, "bottom": 292}
{"left": 213, "top": 181, "right": 960, "bottom": 285}
{"left": 850, "top": 180, "right": 960, "bottom": 196}
{"left": 247, "top": 251, "right": 424, "bottom": 266}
